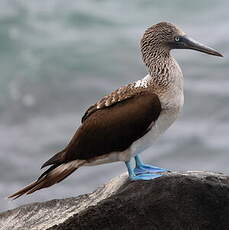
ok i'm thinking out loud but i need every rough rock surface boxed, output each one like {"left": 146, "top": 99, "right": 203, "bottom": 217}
{"left": 1, "top": 171, "right": 229, "bottom": 230}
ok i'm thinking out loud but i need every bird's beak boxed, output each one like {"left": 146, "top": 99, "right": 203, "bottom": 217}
{"left": 178, "top": 36, "right": 223, "bottom": 57}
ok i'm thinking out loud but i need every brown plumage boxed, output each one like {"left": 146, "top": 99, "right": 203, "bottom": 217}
{"left": 8, "top": 21, "right": 222, "bottom": 199}
{"left": 9, "top": 92, "right": 161, "bottom": 199}
{"left": 8, "top": 160, "right": 85, "bottom": 199}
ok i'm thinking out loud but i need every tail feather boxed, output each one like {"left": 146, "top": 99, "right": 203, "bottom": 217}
{"left": 8, "top": 160, "right": 85, "bottom": 199}
{"left": 41, "top": 150, "right": 66, "bottom": 169}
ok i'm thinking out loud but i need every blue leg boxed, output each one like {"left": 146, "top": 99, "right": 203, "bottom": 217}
{"left": 134, "top": 155, "right": 166, "bottom": 175}
{"left": 125, "top": 161, "right": 162, "bottom": 181}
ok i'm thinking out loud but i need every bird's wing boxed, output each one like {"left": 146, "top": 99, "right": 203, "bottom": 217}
{"left": 81, "top": 83, "right": 142, "bottom": 123}
{"left": 8, "top": 90, "right": 161, "bottom": 199}
{"left": 68, "top": 92, "right": 161, "bottom": 161}
{"left": 42, "top": 85, "right": 161, "bottom": 168}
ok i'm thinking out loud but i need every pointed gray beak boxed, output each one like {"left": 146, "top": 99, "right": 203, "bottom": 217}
{"left": 172, "top": 36, "right": 223, "bottom": 57}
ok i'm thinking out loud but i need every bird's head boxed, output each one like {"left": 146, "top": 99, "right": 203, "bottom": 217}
{"left": 141, "top": 22, "right": 223, "bottom": 58}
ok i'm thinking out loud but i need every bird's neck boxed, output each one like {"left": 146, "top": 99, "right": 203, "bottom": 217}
{"left": 141, "top": 49, "right": 183, "bottom": 90}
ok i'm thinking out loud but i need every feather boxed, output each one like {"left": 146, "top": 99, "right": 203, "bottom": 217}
{"left": 8, "top": 160, "right": 85, "bottom": 199}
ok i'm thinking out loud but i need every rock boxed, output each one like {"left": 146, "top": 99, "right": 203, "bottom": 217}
{"left": 1, "top": 171, "right": 229, "bottom": 230}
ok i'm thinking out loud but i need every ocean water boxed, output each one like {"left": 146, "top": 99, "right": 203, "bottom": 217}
{"left": 0, "top": 0, "right": 228, "bottom": 212}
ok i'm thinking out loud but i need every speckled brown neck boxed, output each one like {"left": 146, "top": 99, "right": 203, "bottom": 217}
{"left": 140, "top": 30, "right": 182, "bottom": 91}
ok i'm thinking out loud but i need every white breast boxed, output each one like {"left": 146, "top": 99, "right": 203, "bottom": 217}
{"left": 130, "top": 88, "right": 184, "bottom": 157}
{"left": 130, "top": 108, "right": 180, "bottom": 156}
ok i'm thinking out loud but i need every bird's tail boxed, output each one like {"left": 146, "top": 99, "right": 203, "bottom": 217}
{"left": 8, "top": 160, "right": 86, "bottom": 199}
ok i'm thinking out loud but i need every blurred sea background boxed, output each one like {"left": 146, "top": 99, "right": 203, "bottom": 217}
{"left": 0, "top": 0, "right": 228, "bottom": 212}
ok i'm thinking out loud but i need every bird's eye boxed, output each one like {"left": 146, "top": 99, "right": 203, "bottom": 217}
{"left": 174, "top": 36, "right": 180, "bottom": 42}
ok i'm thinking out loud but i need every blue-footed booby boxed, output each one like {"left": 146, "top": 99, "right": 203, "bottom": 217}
{"left": 9, "top": 22, "right": 222, "bottom": 199}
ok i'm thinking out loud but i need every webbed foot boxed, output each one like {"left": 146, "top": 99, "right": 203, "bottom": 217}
{"left": 134, "top": 164, "right": 166, "bottom": 175}
{"left": 134, "top": 155, "right": 167, "bottom": 175}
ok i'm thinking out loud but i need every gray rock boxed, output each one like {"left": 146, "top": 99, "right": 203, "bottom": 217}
{"left": 1, "top": 171, "right": 229, "bottom": 230}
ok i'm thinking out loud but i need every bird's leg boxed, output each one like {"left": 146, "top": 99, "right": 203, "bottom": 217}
{"left": 125, "top": 161, "right": 161, "bottom": 180}
{"left": 134, "top": 154, "right": 166, "bottom": 175}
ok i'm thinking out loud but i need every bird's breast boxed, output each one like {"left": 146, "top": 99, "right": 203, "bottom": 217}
{"left": 130, "top": 89, "right": 183, "bottom": 156}
{"left": 159, "top": 81, "right": 184, "bottom": 111}
{"left": 130, "top": 105, "right": 181, "bottom": 156}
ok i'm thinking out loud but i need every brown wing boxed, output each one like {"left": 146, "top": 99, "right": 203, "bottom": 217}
{"left": 9, "top": 91, "right": 161, "bottom": 199}
{"left": 81, "top": 82, "right": 142, "bottom": 123}
{"left": 42, "top": 91, "right": 161, "bottom": 167}
{"left": 65, "top": 91, "right": 161, "bottom": 161}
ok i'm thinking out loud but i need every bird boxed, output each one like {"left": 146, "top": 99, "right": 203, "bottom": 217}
{"left": 8, "top": 22, "right": 222, "bottom": 199}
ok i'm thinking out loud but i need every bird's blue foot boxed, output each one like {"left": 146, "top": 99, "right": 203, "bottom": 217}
{"left": 134, "top": 164, "right": 166, "bottom": 175}
{"left": 125, "top": 160, "right": 163, "bottom": 181}
{"left": 129, "top": 173, "right": 162, "bottom": 181}
{"left": 134, "top": 155, "right": 167, "bottom": 175}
